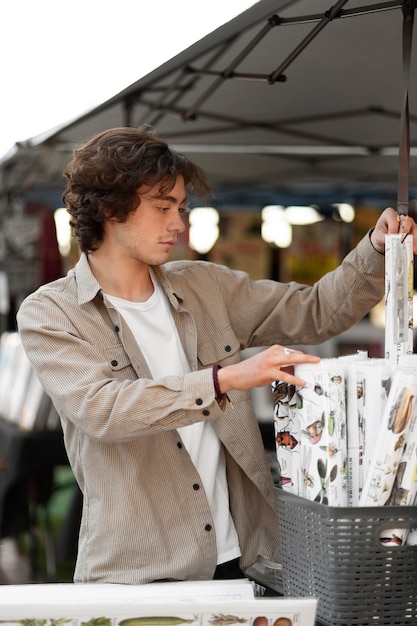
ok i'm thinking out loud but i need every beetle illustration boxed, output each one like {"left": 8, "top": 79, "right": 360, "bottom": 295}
{"left": 276, "top": 430, "right": 299, "bottom": 449}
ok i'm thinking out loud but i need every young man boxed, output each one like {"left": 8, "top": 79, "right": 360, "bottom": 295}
{"left": 17, "top": 126, "right": 417, "bottom": 584}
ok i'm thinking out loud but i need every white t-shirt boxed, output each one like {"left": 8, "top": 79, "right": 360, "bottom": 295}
{"left": 105, "top": 273, "right": 241, "bottom": 564}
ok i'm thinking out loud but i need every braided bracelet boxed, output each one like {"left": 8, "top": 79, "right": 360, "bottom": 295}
{"left": 212, "top": 364, "right": 234, "bottom": 408}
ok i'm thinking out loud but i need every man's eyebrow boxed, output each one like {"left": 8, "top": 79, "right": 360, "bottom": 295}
{"left": 152, "top": 193, "right": 188, "bottom": 205}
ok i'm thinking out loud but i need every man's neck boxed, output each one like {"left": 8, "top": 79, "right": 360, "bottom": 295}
{"left": 87, "top": 250, "right": 154, "bottom": 302}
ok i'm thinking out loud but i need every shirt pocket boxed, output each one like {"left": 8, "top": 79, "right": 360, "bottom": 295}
{"left": 101, "top": 345, "right": 136, "bottom": 380}
{"left": 197, "top": 327, "right": 241, "bottom": 367}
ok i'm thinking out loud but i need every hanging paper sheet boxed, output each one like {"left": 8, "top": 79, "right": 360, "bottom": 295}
{"left": 384, "top": 233, "right": 414, "bottom": 363}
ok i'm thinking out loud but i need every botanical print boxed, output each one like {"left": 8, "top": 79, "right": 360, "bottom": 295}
{"left": 0, "top": 610, "right": 306, "bottom": 626}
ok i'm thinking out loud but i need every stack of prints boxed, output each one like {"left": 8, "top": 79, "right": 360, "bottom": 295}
{"left": 274, "top": 231, "right": 417, "bottom": 545}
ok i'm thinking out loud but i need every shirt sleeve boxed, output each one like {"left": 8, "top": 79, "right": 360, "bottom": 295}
{"left": 16, "top": 293, "right": 224, "bottom": 443}
{"left": 210, "top": 229, "right": 385, "bottom": 348}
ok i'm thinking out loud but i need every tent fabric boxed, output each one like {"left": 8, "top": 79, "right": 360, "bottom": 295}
{"left": 1, "top": 0, "right": 416, "bottom": 210}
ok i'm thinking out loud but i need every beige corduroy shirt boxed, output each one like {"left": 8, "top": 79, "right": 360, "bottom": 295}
{"left": 17, "top": 231, "right": 384, "bottom": 584}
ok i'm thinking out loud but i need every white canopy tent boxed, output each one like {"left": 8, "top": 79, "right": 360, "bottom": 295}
{"left": 1, "top": 0, "right": 417, "bottom": 213}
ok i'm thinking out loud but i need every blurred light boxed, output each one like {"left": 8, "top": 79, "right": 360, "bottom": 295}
{"left": 261, "top": 205, "right": 292, "bottom": 248}
{"left": 54, "top": 208, "right": 72, "bottom": 256}
{"left": 189, "top": 206, "right": 219, "bottom": 254}
{"left": 369, "top": 299, "right": 385, "bottom": 329}
{"left": 332, "top": 203, "right": 355, "bottom": 223}
{"left": 284, "top": 205, "right": 324, "bottom": 225}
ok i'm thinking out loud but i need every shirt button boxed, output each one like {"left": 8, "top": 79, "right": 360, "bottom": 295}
{"left": 114, "top": 325, "right": 120, "bottom": 332}
{"left": 204, "top": 524, "right": 212, "bottom": 532}
{"left": 225, "top": 345, "right": 231, "bottom": 352}
{"left": 193, "top": 483, "right": 200, "bottom": 490}
{"left": 196, "top": 398, "right": 203, "bottom": 406}
{"left": 177, "top": 442, "right": 183, "bottom": 449}
{"left": 111, "top": 360, "right": 118, "bottom": 366}
{"left": 202, "top": 410, "right": 210, "bottom": 416}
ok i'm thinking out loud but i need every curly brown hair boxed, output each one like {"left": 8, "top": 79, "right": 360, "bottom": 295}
{"left": 62, "top": 126, "right": 212, "bottom": 252}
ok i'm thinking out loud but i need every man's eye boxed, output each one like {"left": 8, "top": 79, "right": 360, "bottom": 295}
{"left": 179, "top": 207, "right": 190, "bottom": 215}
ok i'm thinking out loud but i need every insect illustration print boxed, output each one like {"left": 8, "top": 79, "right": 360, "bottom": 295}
{"left": 296, "top": 387, "right": 320, "bottom": 409}
{"left": 314, "top": 458, "right": 338, "bottom": 504}
{"left": 300, "top": 447, "right": 315, "bottom": 489}
{"left": 273, "top": 380, "right": 297, "bottom": 422}
{"left": 319, "top": 442, "right": 340, "bottom": 457}
{"left": 301, "top": 413, "right": 325, "bottom": 445}
{"left": 327, "top": 410, "right": 335, "bottom": 436}
{"left": 272, "top": 380, "right": 296, "bottom": 405}
{"left": 280, "top": 475, "right": 294, "bottom": 487}
{"left": 276, "top": 429, "right": 299, "bottom": 450}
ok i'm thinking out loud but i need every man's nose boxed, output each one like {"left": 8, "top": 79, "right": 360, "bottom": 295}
{"left": 169, "top": 211, "right": 186, "bottom": 232}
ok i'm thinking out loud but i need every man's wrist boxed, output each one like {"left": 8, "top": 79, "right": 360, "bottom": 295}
{"left": 369, "top": 228, "right": 385, "bottom": 255}
{"left": 212, "top": 364, "right": 234, "bottom": 408}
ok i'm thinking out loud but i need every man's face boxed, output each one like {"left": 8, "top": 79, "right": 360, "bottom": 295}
{"left": 105, "top": 175, "right": 188, "bottom": 266}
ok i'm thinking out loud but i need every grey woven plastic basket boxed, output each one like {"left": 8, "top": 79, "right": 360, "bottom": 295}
{"left": 276, "top": 488, "right": 417, "bottom": 626}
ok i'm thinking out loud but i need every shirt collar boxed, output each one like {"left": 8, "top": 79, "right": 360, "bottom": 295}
{"left": 152, "top": 264, "right": 184, "bottom": 307}
{"left": 74, "top": 253, "right": 185, "bottom": 307}
{"left": 75, "top": 253, "right": 102, "bottom": 305}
